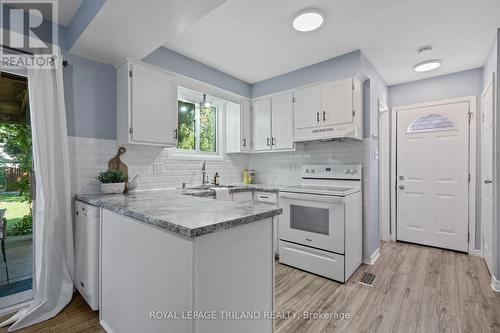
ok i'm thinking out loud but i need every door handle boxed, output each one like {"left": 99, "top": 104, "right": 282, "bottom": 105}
{"left": 484, "top": 179, "right": 493, "bottom": 184}
{"left": 323, "top": 111, "right": 326, "bottom": 121}
{"left": 398, "top": 185, "right": 405, "bottom": 190}
{"left": 242, "top": 138, "right": 246, "bottom": 147}
{"left": 267, "top": 138, "right": 270, "bottom": 146}
{"left": 272, "top": 137, "right": 276, "bottom": 146}
{"left": 174, "top": 129, "right": 178, "bottom": 140}
{"left": 316, "top": 112, "right": 320, "bottom": 122}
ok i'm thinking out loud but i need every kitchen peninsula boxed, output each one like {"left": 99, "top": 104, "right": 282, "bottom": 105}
{"left": 76, "top": 187, "right": 282, "bottom": 333}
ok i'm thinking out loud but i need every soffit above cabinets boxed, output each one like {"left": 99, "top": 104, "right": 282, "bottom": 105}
{"left": 69, "top": 0, "right": 226, "bottom": 65}
{"left": 8, "top": 0, "right": 83, "bottom": 26}
{"left": 161, "top": 0, "right": 500, "bottom": 85}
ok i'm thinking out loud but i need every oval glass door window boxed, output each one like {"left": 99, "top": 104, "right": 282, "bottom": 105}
{"left": 407, "top": 113, "right": 455, "bottom": 133}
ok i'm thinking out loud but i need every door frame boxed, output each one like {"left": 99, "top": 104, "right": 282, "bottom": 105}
{"left": 481, "top": 73, "right": 496, "bottom": 275}
{"left": 0, "top": 66, "right": 35, "bottom": 313}
{"left": 389, "top": 96, "right": 477, "bottom": 254}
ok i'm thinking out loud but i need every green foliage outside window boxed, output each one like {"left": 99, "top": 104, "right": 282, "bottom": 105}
{"left": 0, "top": 123, "right": 32, "bottom": 204}
{"left": 200, "top": 106, "right": 216, "bottom": 152}
{"left": 177, "top": 99, "right": 217, "bottom": 153}
{"left": 177, "top": 100, "right": 196, "bottom": 150}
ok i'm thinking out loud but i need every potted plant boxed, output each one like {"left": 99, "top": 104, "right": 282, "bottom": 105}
{"left": 96, "top": 170, "right": 127, "bottom": 194}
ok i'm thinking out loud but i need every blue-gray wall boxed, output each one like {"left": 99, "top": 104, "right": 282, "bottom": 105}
{"left": 250, "top": 50, "right": 362, "bottom": 98}
{"left": 63, "top": 52, "right": 116, "bottom": 139}
{"left": 143, "top": 47, "right": 251, "bottom": 98}
{"left": 389, "top": 68, "right": 483, "bottom": 107}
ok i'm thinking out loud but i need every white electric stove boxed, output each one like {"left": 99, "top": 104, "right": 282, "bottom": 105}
{"left": 278, "top": 164, "right": 362, "bottom": 283}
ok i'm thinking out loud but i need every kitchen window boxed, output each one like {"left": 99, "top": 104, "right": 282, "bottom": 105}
{"left": 172, "top": 87, "right": 222, "bottom": 159}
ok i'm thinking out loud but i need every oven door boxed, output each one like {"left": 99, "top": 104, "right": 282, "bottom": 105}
{"left": 279, "top": 191, "right": 345, "bottom": 254}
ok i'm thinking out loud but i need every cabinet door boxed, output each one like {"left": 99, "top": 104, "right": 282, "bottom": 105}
{"left": 321, "top": 78, "right": 353, "bottom": 127}
{"left": 130, "top": 63, "right": 177, "bottom": 145}
{"left": 241, "top": 100, "right": 252, "bottom": 151}
{"left": 253, "top": 98, "right": 272, "bottom": 151}
{"left": 271, "top": 92, "right": 294, "bottom": 150}
{"left": 225, "top": 102, "right": 241, "bottom": 153}
{"left": 294, "top": 85, "right": 322, "bottom": 131}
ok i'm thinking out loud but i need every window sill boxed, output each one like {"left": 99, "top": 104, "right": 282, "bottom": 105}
{"left": 167, "top": 148, "right": 226, "bottom": 161}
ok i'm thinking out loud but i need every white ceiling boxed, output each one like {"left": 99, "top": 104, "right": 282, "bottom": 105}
{"left": 162, "top": 0, "right": 500, "bottom": 85}
{"left": 8, "top": 0, "right": 83, "bottom": 26}
{"left": 70, "top": 0, "right": 226, "bottom": 65}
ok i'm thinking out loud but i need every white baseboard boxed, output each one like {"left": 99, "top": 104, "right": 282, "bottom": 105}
{"left": 100, "top": 320, "right": 114, "bottom": 333}
{"left": 470, "top": 249, "right": 483, "bottom": 257}
{"left": 491, "top": 276, "right": 500, "bottom": 293}
{"left": 362, "top": 248, "right": 380, "bottom": 265}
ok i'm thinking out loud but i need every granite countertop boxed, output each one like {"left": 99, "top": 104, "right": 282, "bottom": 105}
{"left": 75, "top": 185, "right": 282, "bottom": 239}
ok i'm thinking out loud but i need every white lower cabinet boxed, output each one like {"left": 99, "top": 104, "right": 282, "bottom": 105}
{"left": 100, "top": 210, "right": 274, "bottom": 333}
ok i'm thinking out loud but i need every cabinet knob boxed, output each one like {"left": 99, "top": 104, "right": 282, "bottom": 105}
{"left": 267, "top": 138, "right": 270, "bottom": 146}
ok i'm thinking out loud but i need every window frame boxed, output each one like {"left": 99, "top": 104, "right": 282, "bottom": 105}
{"left": 169, "top": 87, "right": 225, "bottom": 160}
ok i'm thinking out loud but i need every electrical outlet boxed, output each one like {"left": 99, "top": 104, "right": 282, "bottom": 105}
{"left": 153, "top": 163, "right": 164, "bottom": 174}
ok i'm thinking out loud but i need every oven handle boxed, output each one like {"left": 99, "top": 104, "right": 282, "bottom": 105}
{"left": 279, "top": 192, "right": 345, "bottom": 203}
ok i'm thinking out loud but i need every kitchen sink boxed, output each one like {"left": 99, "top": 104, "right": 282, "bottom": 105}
{"left": 187, "top": 184, "right": 239, "bottom": 190}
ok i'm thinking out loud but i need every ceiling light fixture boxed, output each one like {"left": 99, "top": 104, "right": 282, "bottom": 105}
{"left": 293, "top": 9, "right": 324, "bottom": 32}
{"left": 414, "top": 59, "right": 441, "bottom": 72}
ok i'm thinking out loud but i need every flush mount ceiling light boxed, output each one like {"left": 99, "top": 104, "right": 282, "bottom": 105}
{"left": 293, "top": 9, "right": 324, "bottom": 32}
{"left": 414, "top": 59, "right": 441, "bottom": 72}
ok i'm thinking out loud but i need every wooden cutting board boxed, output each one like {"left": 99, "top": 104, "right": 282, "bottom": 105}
{"left": 108, "top": 147, "right": 128, "bottom": 192}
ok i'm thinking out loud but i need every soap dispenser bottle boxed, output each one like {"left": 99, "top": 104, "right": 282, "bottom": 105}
{"left": 214, "top": 172, "right": 220, "bottom": 186}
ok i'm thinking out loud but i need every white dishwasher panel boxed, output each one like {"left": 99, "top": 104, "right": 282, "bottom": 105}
{"left": 75, "top": 201, "right": 100, "bottom": 310}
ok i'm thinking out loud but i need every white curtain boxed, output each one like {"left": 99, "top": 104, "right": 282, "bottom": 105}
{"left": 0, "top": 53, "right": 74, "bottom": 331}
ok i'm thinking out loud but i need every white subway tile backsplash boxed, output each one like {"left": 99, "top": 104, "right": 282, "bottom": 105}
{"left": 68, "top": 136, "right": 249, "bottom": 194}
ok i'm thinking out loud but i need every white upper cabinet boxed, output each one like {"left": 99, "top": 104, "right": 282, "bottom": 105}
{"left": 226, "top": 100, "right": 253, "bottom": 154}
{"left": 271, "top": 92, "right": 294, "bottom": 150}
{"left": 253, "top": 98, "right": 272, "bottom": 151}
{"left": 253, "top": 92, "right": 294, "bottom": 152}
{"left": 293, "top": 77, "right": 363, "bottom": 141}
{"left": 240, "top": 100, "right": 252, "bottom": 151}
{"left": 321, "top": 78, "right": 353, "bottom": 126}
{"left": 225, "top": 102, "right": 242, "bottom": 154}
{"left": 117, "top": 61, "right": 178, "bottom": 146}
{"left": 294, "top": 85, "right": 322, "bottom": 131}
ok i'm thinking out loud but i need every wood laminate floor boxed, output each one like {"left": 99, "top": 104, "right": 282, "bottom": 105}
{"left": 1, "top": 241, "right": 499, "bottom": 333}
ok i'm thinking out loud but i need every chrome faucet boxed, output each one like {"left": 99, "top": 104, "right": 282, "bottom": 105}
{"left": 201, "top": 160, "right": 207, "bottom": 185}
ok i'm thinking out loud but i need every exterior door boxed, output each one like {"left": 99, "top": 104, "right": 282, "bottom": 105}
{"left": 396, "top": 101, "right": 470, "bottom": 252}
{"left": 481, "top": 76, "right": 495, "bottom": 273}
